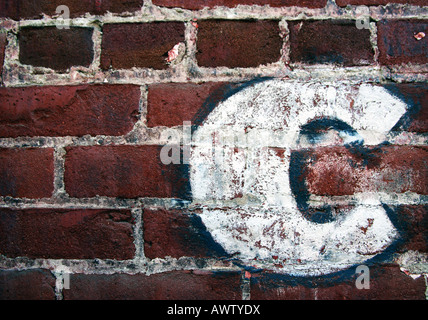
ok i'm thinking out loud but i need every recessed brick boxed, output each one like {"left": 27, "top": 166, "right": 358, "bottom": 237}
{"left": 101, "top": 22, "right": 185, "bottom": 70}
{"left": 196, "top": 20, "right": 283, "bottom": 68}
{"left": 0, "top": 0, "right": 144, "bottom": 20}
{"left": 250, "top": 264, "right": 426, "bottom": 300}
{"left": 377, "top": 19, "right": 428, "bottom": 65}
{"left": 0, "top": 269, "right": 56, "bottom": 300}
{"left": 0, "top": 208, "right": 135, "bottom": 259}
{"left": 0, "top": 148, "right": 54, "bottom": 198}
{"left": 289, "top": 20, "right": 374, "bottom": 66}
{"left": 19, "top": 27, "right": 94, "bottom": 72}
{"left": 0, "top": 85, "right": 141, "bottom": 138}
{"left": 63, "top": 271, "right": 242, "bottom": 300}
{"left": 143, "top": 208, "right": 228, "bottom": 259}
{"left": 152, "top": 0, "right": 327, "bottom": 10}
{"left": 64, "top": 145, "right": 190, "bottom": 199}
{"left": 336, "top": 0, "right": 426, "bottom": 6}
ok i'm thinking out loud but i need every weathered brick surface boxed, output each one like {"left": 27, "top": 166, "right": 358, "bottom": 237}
{"left": 299, "top": 145, "right": 428, "bottom": 196}
{"left": 0, "top": 148, "right": 54, "bottom": 198}
{"left": 19, "top": 27, "right": 94, "bottom": 71}
{"left": 101, "top": 22, "right": 185, "bottom": 70}
{"left": 147, "top": 82, "right": 229, "bottom": 127}
{"left": 289, "top": 20, "right": 374, "bottom": 66}
{"left": 63, "top": 271, "right": 242, "bottom": 300}
{"left": 336, "top": 0, "right": 426, "bottom": 6}
{"left": 0, "top": 208, "right": 135, "bottom": 259}
{"left": 0, "top": 85, "right": 140, "bottom": 138}
{"left": 393, "top": 205, "right": 428, "bottom": 253}
{"left": 0, "top": 0, "right": 144, "bottom": 20}
{"left": 64, "top": 146, "right": 190, "bottom": 199}
{"left": 196, "top": 20, "right": 283, "bottom": 68}
{"left": 0, "top": 269, "right": 56, "bottom": 300}
{"left": 143, "top": 208, "right": 228, "bottom": 259}
{"left": 377, "top": 20, "right": 428, "bottom": 66}
{"left": 250, "top": 265, "right": 427, "bottom": 300}
{"left": 152, "top": 0, "right": 327, "bottom": 9}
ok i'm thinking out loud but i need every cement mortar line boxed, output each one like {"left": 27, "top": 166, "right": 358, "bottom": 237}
{"left": 0, "top": 192, "right": 426, "bottom": 210}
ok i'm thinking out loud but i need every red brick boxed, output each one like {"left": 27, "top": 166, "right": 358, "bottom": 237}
{"left": 63, "top": 271, "right": 242, "bottom": 300}
{"left": 336, "top": 0, "right": 426, "bottom": 6}
{"left": 19, "top": 27, "right": 94, "bottom": 72}
{"left": 152, "top": 0, "right": 327, "bottom": 10}
{"left": 0, "top": 32, "right": 6, "bottom": 81}
{"left": 0, "top": 85, "right": 140, "bottom": 138}
{"left": 196, "top": 20, "right": 283, "bottom": 68}
{"left": 143, "top": 208, "right": 228, "bottom": 259}
{"left": 101, "top": 22, "right": 185, "bottom": 70}
{"left": 64, "top": 145, "right": 190, "bottom": 199}
{"left": 0, "top": 208, "right": 135, "bottom": 259}
{"left": 147, "top": 82, "right": 229, "bottom": 127}
{"left": 0, "top": 148, "right": 54, "bottom": 198}
{"left": 0, "top": 269, "right": 56, "bottom": 300}
{"left": 378, "top": 20, "right": 428, "bottom": 65}
{"left": 289, "top": 20, "right": 374, "bottom": 66}
{"left": 0, "top": 0, "right": 144, "bottom": 20}
{"left": 299, "top": 145, "right": 427, "bottom": 196}
{"left": 250, "top": 264, "right": 426, "bottom": 300}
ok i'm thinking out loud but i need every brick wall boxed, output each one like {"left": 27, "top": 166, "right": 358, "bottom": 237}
{"left": 0, "top": 0, "right": 427, "bottom": 301}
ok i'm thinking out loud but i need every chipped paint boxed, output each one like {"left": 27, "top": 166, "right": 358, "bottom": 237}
{"left": 190, "top": 79, "right": 409, "bottom": 276}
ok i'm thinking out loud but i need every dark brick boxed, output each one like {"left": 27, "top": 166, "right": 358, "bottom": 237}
{"left": 152, "top": 0, "right": 327, "bottom": 10}
{"left": 0, "top": 85, "right": 140, "bottom": 138}
{"left": 63, "top": 271, "right": 242, "bottom": 300}
{"left": 0, "top": 148, "right": 54, "bottom": 198}
{"left": 19, "top": 27, "right": 94, "bottom": 72}
{"left": 0, "top": 0, "right": 144, "bottom": 20}
{"left": 250, "top": 264, "right": 426, "bottom": 300}
{"left": 64, "top": 145, "right": 190, "bottom": 199}
{"left": 393, "top": 205, "right": 428, "bottom": 253}
{"left": 196, "top": 20, "right": 283, "bottom": 68}
{"left": 336, "top": 0, "right": 426, "bottom": 6}
{"left": 378, "top": 20, "right": 428, "bottom": 65}
{"left": 0, "top": 208, "right": 135, "bottom": 259}
{"left": 101, "top": 22, "right": 185, "bottom": 70}
{"left": 143, "top": 208, "right": 228, "bottom": 259}
{"left": 0, "top": 269, "right": 56, "bottom": 300}
{"left": 289, "top": 20, "right": 374, "bottom": 66}
{"left": 296, "top": 145, "right": 427, "bottom": 196}
{"left": 147, "top": 82, "right": 228, "bottom": 127}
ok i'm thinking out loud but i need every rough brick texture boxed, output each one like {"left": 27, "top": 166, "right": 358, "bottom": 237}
{"left": 64, "top": 146, "right": 190, "bottom": 199}
{"left": 0, "top": 32, "right": 6, "bottom": 80}
{"left": 63, "top": 271, "right": 242, "bottom": 300}
{"left": 250, "top": 265, "right": 427, "bottom": 300}
{"left": 299, "top": 146, "right": 428, "bottom": 196}
{"left": 289, "top": 20, "right": 374, "bottom": 66}
{"left": 0, "top": 0, "right": 144, "bottom": 20}
{"left": 0, "top": 148, "right": 54, "bottom": 198}
{"left": 0, "top": 208, "right": 135, "bottom": 259}
{"left": 196, "top": 20, "right": 283, "bottom": 68}
{"left": 0, "top": 85, "right": 140, "bottom": 138}
{"left": 19, "top": 27, "right": 94, "bottom": 71}
{"left": 143, "top": 208, "right": 228, "bottom": 259}
{"left": 152, "top": 0, "right": 327, "bottom": 9}
{"left": 378, "top": 20, "right": 428, "bottom": 66}
{"left": 101, "top": 22, "right": 185, "bottom": 70}
{"left": 0, "top": 269, "right": 56, "bottom": 300}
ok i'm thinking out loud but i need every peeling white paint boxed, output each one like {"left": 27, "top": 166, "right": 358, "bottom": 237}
{"left": 190, "top": 79, "right": 408, "bottom": 276}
